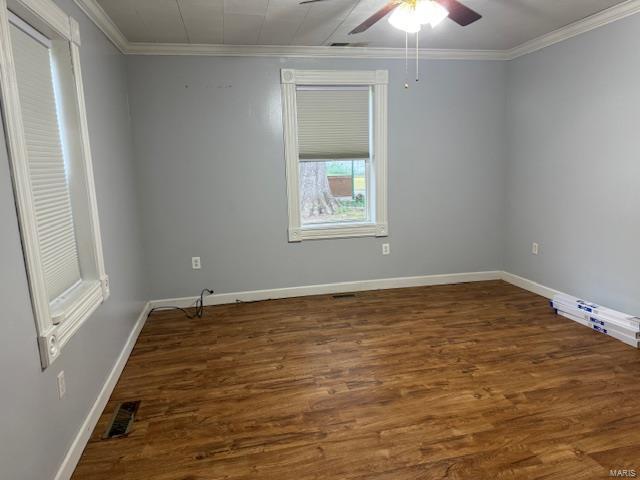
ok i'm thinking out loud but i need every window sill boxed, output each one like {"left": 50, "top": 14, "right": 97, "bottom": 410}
{"left": 289, "top": 222, "right": 388, "bottom": 241}
{"left": 39, "top": 279, "right": 106, "bottom": 367}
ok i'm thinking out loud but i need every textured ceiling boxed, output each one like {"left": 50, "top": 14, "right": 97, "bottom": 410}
{"left": 96, "top": 0, "right": 628, "bottom": 50}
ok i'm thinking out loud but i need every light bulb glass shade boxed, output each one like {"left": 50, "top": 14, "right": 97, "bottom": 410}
{"left": 388, "top": 3, "right": 422, "bottom": 33}
{"left": 415, "top": 0, "right": 449, "bottom": 27}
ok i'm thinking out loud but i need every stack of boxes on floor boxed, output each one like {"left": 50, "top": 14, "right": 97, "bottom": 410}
{"left": 551, "top": 294, "right": 640, "bottom": 348}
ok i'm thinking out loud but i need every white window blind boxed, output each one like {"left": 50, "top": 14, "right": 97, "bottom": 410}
{"left": 10, "top": 22, "right": 82, "bottom": 301}
{"left": 296, "top": 87, "right": 370, "bottom": 160}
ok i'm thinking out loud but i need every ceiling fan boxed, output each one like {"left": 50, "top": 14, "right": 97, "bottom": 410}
{"left": 299, "top": 0, "right": 482, "bottom": 34}
{"left": 299, "top": 0, "right": 482, "bottom": 87}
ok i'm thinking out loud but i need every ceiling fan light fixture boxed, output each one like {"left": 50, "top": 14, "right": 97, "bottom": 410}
{"left": 388, "top": 3, "right": 422, "bottom": 33}
{"left": 415, "top": 0, "right": 449, "bottom": 27}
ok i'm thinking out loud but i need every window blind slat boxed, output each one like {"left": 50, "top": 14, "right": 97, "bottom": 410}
{"left": 296, "top": 88, "right": 370, "bottom": 160}
{"left": 10, "top": 23, "right": 82, "bottom": 301}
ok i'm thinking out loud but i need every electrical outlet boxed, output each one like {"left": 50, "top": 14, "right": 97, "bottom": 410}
{"left": 382, "top": 243, "right": 390, "bottom": 255}
{"left": 192, "top": 257, "right": 201, "bottom": 270}
{"left": 532, "top": 242, "right": 539, "bottom": 255}
{"left": 57, "top": 371, "right": 66, "bottom": 399}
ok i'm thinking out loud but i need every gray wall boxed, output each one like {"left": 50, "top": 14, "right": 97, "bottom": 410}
{"left": 0, "top": 1, "right": 146, "bottom": 479}
{"left": 126, "top": 56, "right": 508, "bottom": 299}
{"left": 505, "top": 13, "right": 640, "bottom": 316}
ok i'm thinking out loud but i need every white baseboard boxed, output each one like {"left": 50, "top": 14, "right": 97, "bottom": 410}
{"left": 500, "top": 271, "right": 561, "bottom": 299}
{"left": 54, "top": 302, "right": 151, "bottom": 480}
{"left": 149, "top": 271, "right": 504, "bottom": 309}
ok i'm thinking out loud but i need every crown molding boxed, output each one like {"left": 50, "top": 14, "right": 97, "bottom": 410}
{"left": 73, "top": 0, "right": 640, "bottom": 61}
{"left": 125, "top": 42, "right": 508, "bottom": 60}
{"left": 72, "top": 0, "right": 127, "bottom": 53}
{"left": 506, "top": 0, "right": 640, "bottom": 59}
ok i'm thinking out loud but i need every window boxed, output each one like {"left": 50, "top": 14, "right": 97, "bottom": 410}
{"left": 0, "top": 0, "right": 108, "bottom": 367}
{"left": 281, "top": 69, "right": 388, "bottom": 241}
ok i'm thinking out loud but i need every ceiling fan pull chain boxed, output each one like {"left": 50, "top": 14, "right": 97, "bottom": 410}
{"left": 404, "top": 31, "right": 409, "bottom": 89}
{"left": 416, "top": 31, "right": 419, "bottom": 83}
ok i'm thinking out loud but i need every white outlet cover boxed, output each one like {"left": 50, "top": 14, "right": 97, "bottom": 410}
{"left": 57, "top": 371, "right": 66, "bottom": 399}
{"left": 382, "top": 243, "right": 390, "bottom": 255}
{"left": 192, "top": 257, "right": 201, "bottom": 269}
{"left": 532, "top": 243, "right": 539, "bottom": 255}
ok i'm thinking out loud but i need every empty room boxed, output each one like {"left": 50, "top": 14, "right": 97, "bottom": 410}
{"left": 1, "top": 0, "right": 640, "bottom": 478}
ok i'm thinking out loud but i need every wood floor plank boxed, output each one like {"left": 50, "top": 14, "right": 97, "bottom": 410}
{"left": 71, "top": 280, "right": 640, "bottom": 479}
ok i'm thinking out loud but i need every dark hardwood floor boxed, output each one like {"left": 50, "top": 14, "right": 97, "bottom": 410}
{"left": 71, "top": 280, "right": 640, "bottom": 480}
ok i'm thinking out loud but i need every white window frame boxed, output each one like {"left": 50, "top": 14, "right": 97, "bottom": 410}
{"left": 0, "top": 0, "right": 109, "bottom": 368}
{"left": 281, "top": 69, "right": 389, "bottom": 241}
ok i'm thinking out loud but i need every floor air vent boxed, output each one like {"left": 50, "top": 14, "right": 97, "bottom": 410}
{"left": 103, "top": 401, "right": 140, "bottom": 439}
{"left": 332, "top": 293, "right": 356, "bottom": 299}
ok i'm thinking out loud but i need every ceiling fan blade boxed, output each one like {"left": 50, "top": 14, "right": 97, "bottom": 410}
{"left": 435, "top": 0, "right": 481, "bottom": 26}
{"left": 299, "top": 0, "right": 332, "bottom": 3}
{"left": 349, "top": 1, "right": 401, "bottom": 35}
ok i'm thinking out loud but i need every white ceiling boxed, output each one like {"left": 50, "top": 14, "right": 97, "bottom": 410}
{"left": 96, "top": 0, "right": 628, "bottom": 50}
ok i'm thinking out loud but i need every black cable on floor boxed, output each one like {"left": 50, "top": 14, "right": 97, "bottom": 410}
{"left": 148, "top": 288, "right": 214, "bottom": 319}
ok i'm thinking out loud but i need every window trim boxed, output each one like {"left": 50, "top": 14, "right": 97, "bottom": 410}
{"left": 281, "top": 69, "right": 389, "bottom": 242}
{"left": 0, "top": 0, "right": 109, "bottom": 368}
